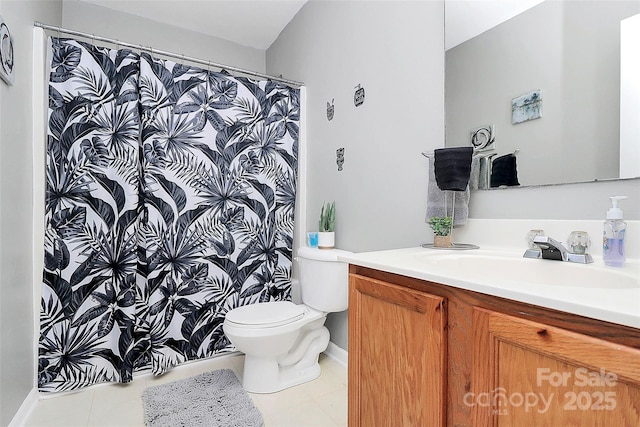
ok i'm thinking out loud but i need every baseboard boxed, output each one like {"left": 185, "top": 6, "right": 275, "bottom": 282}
{"left": 324, "top": 341, "right": 348, "bottom": 367}
{"left": 9, "top": 387, "right": 38, "bottom": 427}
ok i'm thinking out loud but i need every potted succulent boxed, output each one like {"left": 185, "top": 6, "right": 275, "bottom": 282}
{"left": 428, "top": 216, "right": 453, "bottom": 248}
{"left": 318, "top": 201, "right": 336, "bottom": 249}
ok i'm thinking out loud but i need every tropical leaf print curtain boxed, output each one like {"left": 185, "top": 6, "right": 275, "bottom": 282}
{"left": 137, "top": 53, "right": 299, "bottom": 375}
{"left": 39, "top": 38, "right": 300, "bottom": 392}
{"left": 40, "top": 39, "right": 141, "bottom": 392}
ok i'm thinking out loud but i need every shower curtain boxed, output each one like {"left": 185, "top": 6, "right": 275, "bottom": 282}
{"left": 39, "top": 38, "right": 300, "bottom": 392}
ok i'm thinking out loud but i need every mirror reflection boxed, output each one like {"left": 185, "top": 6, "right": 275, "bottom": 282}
{"left": 445, "top": 0, "right": 640, "bottom": 189}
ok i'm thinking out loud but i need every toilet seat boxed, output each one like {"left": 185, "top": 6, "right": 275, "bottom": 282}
{"left": 225, "top": 301, "right": 307, "bottom": 328}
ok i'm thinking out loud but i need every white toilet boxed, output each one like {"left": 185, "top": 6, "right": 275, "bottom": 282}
{"left": 223, "top": 246, "right": 352, "bottom": 393}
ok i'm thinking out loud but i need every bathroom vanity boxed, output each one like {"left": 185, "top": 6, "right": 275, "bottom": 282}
{"left": 342, "top": 248, "right": 640, "bottom": 426}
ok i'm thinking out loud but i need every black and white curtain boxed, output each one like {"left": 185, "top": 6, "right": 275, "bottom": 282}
{"left": 39, "top": 38, "right": 299, "bottom": 392}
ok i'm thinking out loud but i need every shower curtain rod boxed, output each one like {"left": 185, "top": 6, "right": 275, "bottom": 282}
{"left": 34, "top": 21, "right": 304, "bottom": 88}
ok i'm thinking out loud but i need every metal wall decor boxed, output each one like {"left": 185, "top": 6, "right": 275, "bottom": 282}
{"left": 354, "top": 84, "right": 365, "bottom": 107}
{"left": 471, "top": 125, "right": 495, "bottom": 151}
{"left": 336, "top": 148, "right": 345, "bottom": 171}
{"left": 0, "top": 16, "right": 14, "bottom": 85}
{"left": 327, "top": 98, "right": 334, "bottom": 121}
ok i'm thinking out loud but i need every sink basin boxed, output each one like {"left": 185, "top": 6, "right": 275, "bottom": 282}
{"left": 414, "top": 252, "right": 639, "bottom": 289}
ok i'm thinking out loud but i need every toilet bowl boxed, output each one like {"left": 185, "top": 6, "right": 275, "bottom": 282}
{"left": 223, "top": 247, "right": 352, "bottom": 393}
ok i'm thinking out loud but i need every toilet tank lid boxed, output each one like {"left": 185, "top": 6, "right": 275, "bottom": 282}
{"left": 297, "top": 246, "right": 353, "bottom": 262}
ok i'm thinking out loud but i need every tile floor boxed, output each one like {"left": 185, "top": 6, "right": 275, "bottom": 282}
{"left": 24, "top": 352, "right": 347, "bottom": 427}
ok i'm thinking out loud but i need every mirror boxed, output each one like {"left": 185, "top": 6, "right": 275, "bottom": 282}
{"left": 445, "top": 0, "right": 640, "bottom": 188}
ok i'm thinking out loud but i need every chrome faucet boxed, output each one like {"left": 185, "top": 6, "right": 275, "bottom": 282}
{"left": 523, "top": 235, "right": 593, "bottom": 264}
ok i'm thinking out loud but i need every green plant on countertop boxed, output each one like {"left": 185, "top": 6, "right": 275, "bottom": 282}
{"left": 319, "top": 201, "right": 336, "bottom": 232}
{"left": 428, "top": 216, "right": 452, "bottom": 236}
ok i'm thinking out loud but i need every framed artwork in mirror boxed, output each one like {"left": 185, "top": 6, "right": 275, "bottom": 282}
{"left": 512, "top": 90, "right": 542, "bottom": 124}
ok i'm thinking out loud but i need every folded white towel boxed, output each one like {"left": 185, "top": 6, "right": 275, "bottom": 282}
{"left": 426, "top": 156, "right": 469, "bottom": 227}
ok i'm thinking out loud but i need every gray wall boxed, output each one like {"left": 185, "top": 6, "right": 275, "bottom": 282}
{"left": 0, "top": 2, "right": 63, "bottom": 425}
{"left": 268, "top": 0, "right": 445, "bottom": 253}
{"left": 267, "top": 0, "right": 639, "bottom": 352}
{"left": 267, "top": 0, "right": 445, "bottom": 350}
{"left": 446, "top": 1, "right": 640, "bottom": 187}
{"left": 61, "top": 0, "right": 265, "bottom": 73}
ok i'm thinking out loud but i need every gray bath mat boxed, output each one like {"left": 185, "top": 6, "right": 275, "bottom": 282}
{"left": 141, "top": 368, "right": 263, "bottom": 427}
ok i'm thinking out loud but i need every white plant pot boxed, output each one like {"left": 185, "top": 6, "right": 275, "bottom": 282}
{"left": 318, "top": 232, "right": 335, "bottom": 249}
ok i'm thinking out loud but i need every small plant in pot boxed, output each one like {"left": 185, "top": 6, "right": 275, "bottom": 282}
{"left": 318, "top": 201, "right": 336, "bottom": 249}
{"left": 428, "top": 216, "right": 453, "bottom": 248}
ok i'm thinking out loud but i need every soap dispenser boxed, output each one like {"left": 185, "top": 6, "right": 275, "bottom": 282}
{"left": 603, "top": 196, "right": 627, "bottom": 267}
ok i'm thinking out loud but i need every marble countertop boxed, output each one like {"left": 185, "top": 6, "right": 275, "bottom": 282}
{"left": 339, "top": 246, "right": 640, "bottom": 329}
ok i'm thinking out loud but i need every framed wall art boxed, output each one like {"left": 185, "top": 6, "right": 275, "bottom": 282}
{"left": 512, "top": 90, "right": 542, "bottom": 124}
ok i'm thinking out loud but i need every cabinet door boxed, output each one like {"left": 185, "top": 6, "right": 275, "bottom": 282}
{"left": 348, "top": 274, "right": 446, "bottom": 427}
{"left": 471, "top": 307, "right": 640, "bottom": 426}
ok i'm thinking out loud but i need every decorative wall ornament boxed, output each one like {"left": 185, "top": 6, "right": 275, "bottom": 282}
{"left": 326, "top": 98, "right": 334, "bottom": 121}
{"left": 470, "top": 125, "right": 495, "bottom": 151}
{"left": 512, "top": 90, "right": 542, "bottom": 124}
{"left": 0, "top": 16, "right": 14, "bottom": 85}
{"left": 354, "top": 84, "right": 365, "bottom": 107}
{"left": 336, "top": 147, "right": 345, "bottom": 171}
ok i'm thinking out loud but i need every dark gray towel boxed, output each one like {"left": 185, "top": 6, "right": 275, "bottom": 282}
{"left": 434, "top": 147, "right": 473, "bottom": 191}
{"left": 490, "top": 154, "right": 520, "bottom": 187}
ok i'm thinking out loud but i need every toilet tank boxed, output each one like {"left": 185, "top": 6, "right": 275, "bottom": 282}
{"left": 297, "top": 247, "right": 353, "bottom": 312}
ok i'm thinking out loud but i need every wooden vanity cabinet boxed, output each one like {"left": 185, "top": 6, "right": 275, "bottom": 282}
{"left": 348, "top": 272, "right": 447, "bottom": 426}
{"left": 348, "top": 265, "right": 640, "bottom": 427}
{"left": 472, "top": 308, "right": 640, "bottom": 426}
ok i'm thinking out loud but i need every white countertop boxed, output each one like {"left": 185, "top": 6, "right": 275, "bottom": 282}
{"left": 339, "top": 246, "right": 640, "bottom": 329}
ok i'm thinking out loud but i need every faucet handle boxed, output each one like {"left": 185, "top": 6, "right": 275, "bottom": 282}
{"left": 526, "top": 229, "right": 545, "bottom": 249}
{"left": 567, "top": 231, "right": 590, "bottom": 255}
{"left": 523, "top": 230, "right": 545, "bottom": 259}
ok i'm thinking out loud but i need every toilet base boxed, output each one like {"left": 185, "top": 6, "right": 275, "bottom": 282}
{"left": 241, "top": 321, "right": 330, "bottom": 393}
{"left": 242, "top": 355, "right": 321, "bottom": 393}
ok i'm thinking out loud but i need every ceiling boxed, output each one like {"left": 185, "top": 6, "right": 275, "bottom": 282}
{"left": 77, "top": 0, "right": 308, "bottom": 50}
{"left": 445, "top": 0, "right": 545, "bottom": 50}
{"left": 77, "top": 0, "right": 544, "bottom": 52}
